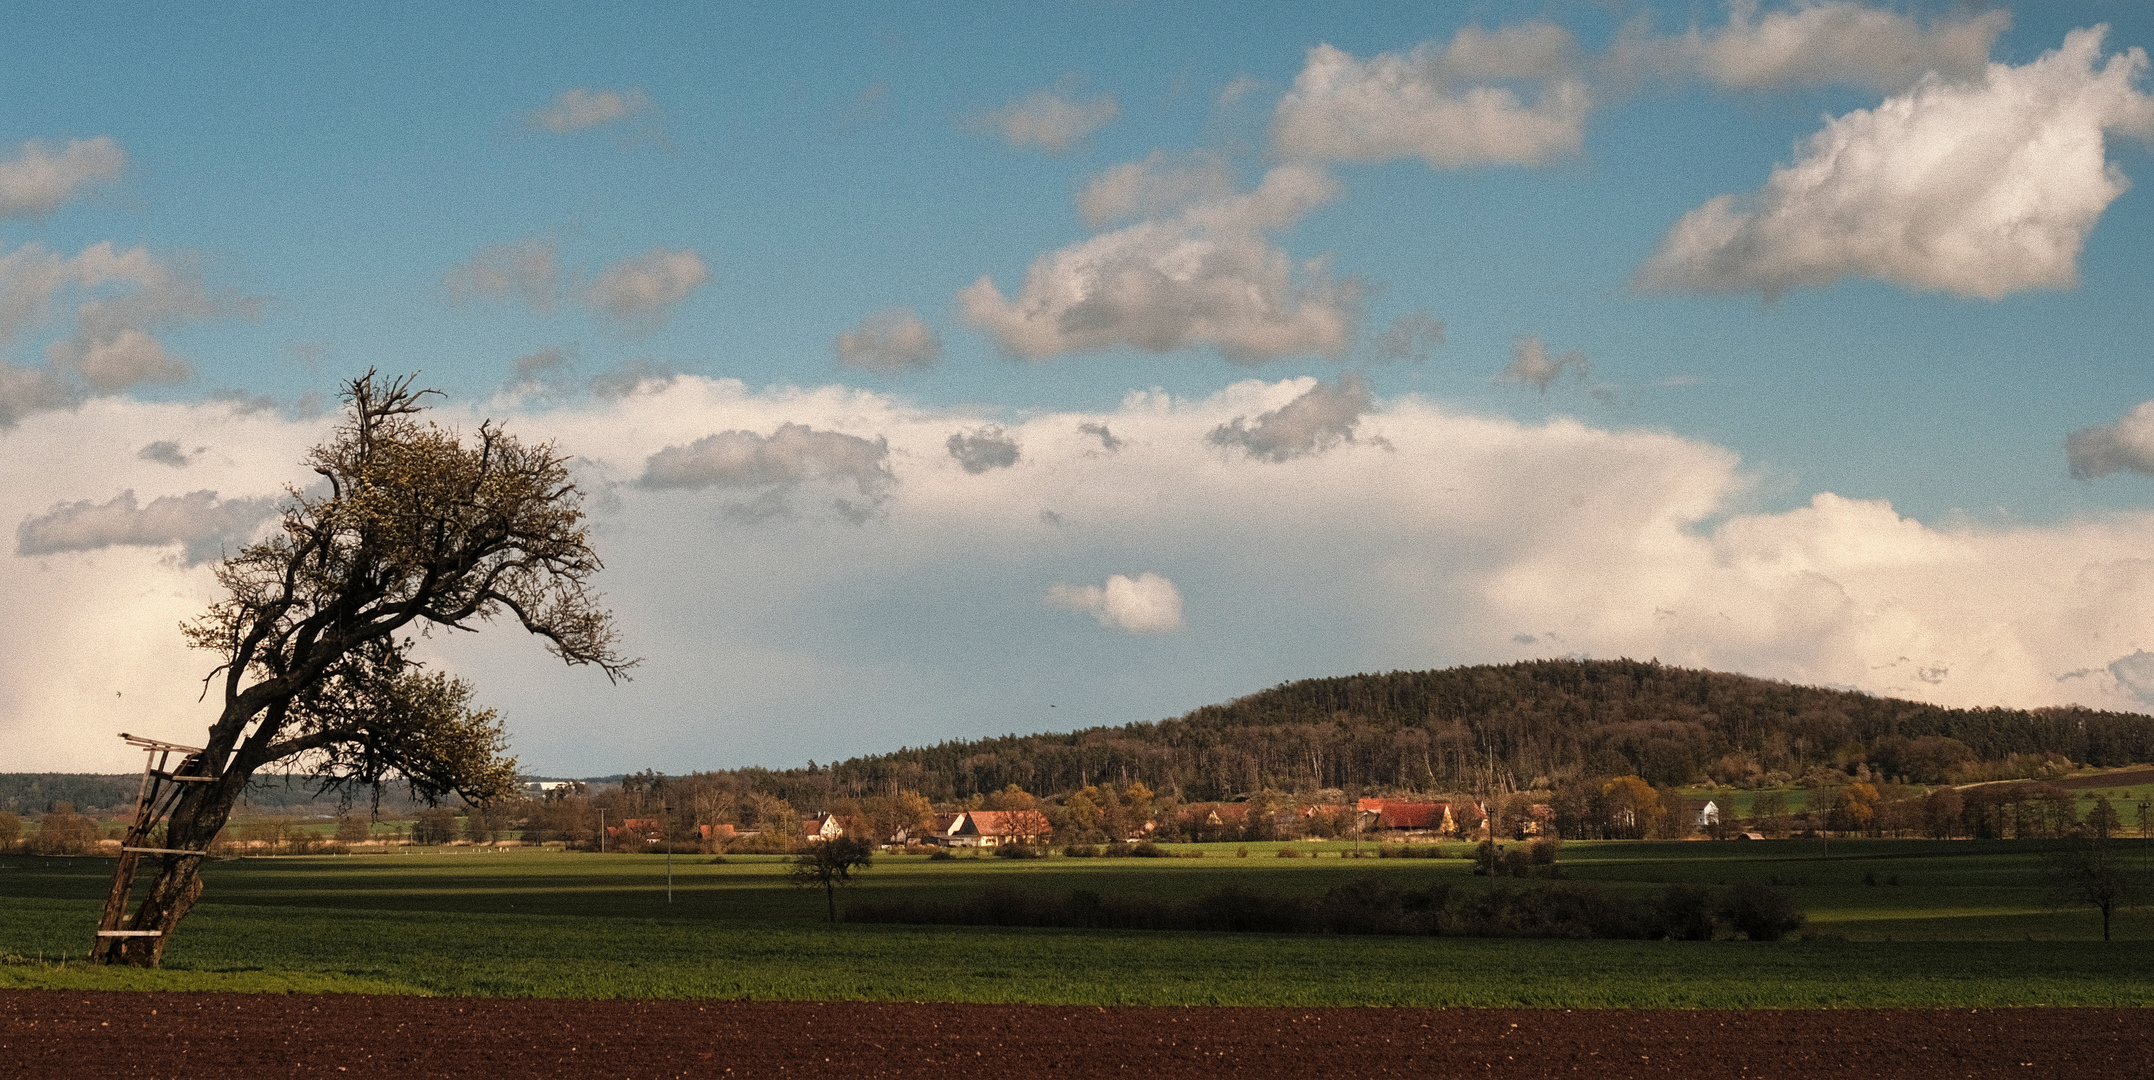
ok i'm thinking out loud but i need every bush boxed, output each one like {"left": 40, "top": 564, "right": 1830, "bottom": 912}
{"left": 992, "top": 843, "right": 1043, "bottom": 859}
{"left": 1276, "top": 846, "right": 1304, "bottom": 858}
{"left": 27, "top": 805, "right": 98, "bottom": 856}
{"left": 1062, "top": 844, "right": 1101, "bottom": 858}
{"left": 850, "top": 874, "right": 1808, "bottom": 943}
{"left": 1378, "top": 844, "right": 1445, "bottom": 859}
{"left": 723, "top": 831, "right": 801, "bottom": 855}
{"left": 1717, "top": 881, "right": 1807, "bottom": 940}
{"left": 928, "top": 848, "right": 956, "bottom": 861}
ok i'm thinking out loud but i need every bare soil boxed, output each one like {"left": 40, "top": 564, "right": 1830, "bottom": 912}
{"left": 2, "top": 991, "right": 2145, "bottom": 1079}
{"left": 2051, "top": 768, "right": 2154, "bottom": 790}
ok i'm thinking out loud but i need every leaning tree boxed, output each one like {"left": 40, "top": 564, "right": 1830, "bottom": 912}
{"left": 93, "top": 371, "right": 633, "bottom": 966}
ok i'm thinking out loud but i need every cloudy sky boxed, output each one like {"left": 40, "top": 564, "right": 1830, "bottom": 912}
{"left": 8, "top": 2, "right": 2154, "bottom": 775}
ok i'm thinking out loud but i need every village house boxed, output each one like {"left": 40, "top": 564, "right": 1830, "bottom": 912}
{"left": 800, "top": 813, "right": 848, "bottom": 842}
{"left": 1356, "top": 798, "right": 1461, "bottom": 837}
{"left": 930, "top": 809, "right": 1053, "bottom": 847}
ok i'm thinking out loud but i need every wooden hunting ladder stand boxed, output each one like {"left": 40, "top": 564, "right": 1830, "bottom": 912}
{"left": 91, "top": 733, "right": 216, "bottom": 959}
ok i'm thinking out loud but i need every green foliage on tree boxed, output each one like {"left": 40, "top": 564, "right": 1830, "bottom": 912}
{"left": 94, "top": 372, "right": 632, "bottom": 967}
{"left": 788, "top": 835, "right": 875, "bottom": 922}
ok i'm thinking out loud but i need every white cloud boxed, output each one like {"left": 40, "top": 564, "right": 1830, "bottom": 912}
{"left": 1208, "top": 373, "right": 1372, "bottom": 462}
{"left": 971, "top": 86, "right": 1119, "bottom": 153}
{"left": 0, "top": 137, "right": 125, "bottom": 219}
{"left": 947, "top": 427, "right": 1020, "bottom": 473}
{"left": 959, "top": 163, "right": 1358, "bottom": 363}
{"left": 17, "top": 488, "right": 278, "bottom": 565}
{"left": 0, "top": 363, "right": 77, "bottom": 427}
{"left": 1272, "top": 23, "right": 1590, "bottom": 168}
{"left": 507, "top": 345, "right": 572, "bottom": 389}
{"left": 639, "top": 421, "right": 891, "bottom": 521}
{"left": 530, "top": 88, "right": 654, "bottom": 134}
{"left": 0, "top": 242, "right": 253, "bottom": 418}
{"left": 1076, "top": 150, "right": 1238, "bottom": 229}
{"left": 1638, "top": 2, "right": 2009, "bottom": 94}
{"left": 1496, "top": 334, "right": 1589, "bottom": 392}
{"left": 1638, "top": 27, "right": 2154, "bottom": 300}
{"left": 20, "top": 378, "right": 2154, "bottom": 771}
{"left": 137, "top": 440, "right": 192, "bottom": 466}
{"left": 1048, "top": 573, "right": 1186, "bottom": 634}
{"left": 444, "top": 237, "right": 560, "bottom": 314}
{"left": 834, "top": 308, "right": 941, "bottom": 374}
{"left": 585, "top": 248, "right": 710, "bottom": 330}
{"left": 1372, "top": 312, "right": 1444, "bottom": 362}
{"left": 2067, "top": 399, "right": 2154, "bottom": 480}
{"left": 2108, "top": 650, "right": 2154, "bottom": 706}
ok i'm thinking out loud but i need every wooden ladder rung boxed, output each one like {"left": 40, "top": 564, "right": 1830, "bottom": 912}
{"left": 153, "top": 772, "right": 215, "bottom": 782}
{"left": 95, "top": 930, "right": 163, "bottom": 937}
{"left": 121, "top": 847, "right": 208, "bottom": 857}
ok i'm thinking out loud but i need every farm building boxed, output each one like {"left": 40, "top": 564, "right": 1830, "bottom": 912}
{"left": 1356, "top": 798, "right": 1462, "bottom": 836}
{"left": 930, "top": 809, "right": 1053, "bottom": 847}
{"left": 800, "top": 813, "right": 848, "bottom": 842}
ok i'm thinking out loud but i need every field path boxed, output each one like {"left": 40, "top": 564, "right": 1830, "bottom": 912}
{"left": 2, "top": 991, "right": 2146, "bottom": 1078}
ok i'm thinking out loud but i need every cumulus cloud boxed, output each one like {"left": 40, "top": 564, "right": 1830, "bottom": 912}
{"left": 1273, "top": 23, "right": 1589, "bottom": 168}
{"left": 22, "top": 377, "right": 2154, "bottom": 771}
{"left": 1496, "top": 334, "right": 1589, "bottom": 392}
{"left": 971, "top": 85, "right": 1119, "bottom": 153}
{"left": 640, "top": 422, "right": 891, "bottom": 521}
{"left": 1208, "top": 373, "right": 1372, "bottom": 462}
{"left": 947, "top": 427, "right": 1020, "bottom": 473}
{"left": 0, "top": 363, "right": 78, "bottom": 428}
{"left": 2067, "top": 400, "right": 2154, "bottom": 480}
{"left": 1372, "top": 311, "right": 1444, "bottom": 362}
{"left": 585, "top": 248, "right": 710, "bottom": 331}
{"left": 1624, "top": 2, "right": 2008, "bottom": 94}
{"left": 1076, "top": 151, "right": 1238, "bottom": 228}
{"left": 1047, "top": 572, "right": 1186, "bottom": 634}
{"left": 1078, "top": 421, "right": 1121, "bottom": 452}
{"left": 1638, "top": 27, "right": 2154, "bottom": 300}
{"left": 959, "top": 163, "right": 1359, "bottom": 363}
{"left": 834, "top": 308, "right": 941, "bottom": 374}
{"left": 2108, "top": 650, "right": 2154, "bottom": 706}
{"left": 137, "top": 440, "right": 192, "bottom": 467}
{"left": 444, "top": 237, "right": 560, "bottom": 314}
{"left": 0, "top": 241, "right": 253, "bottom": 411}
{"left": 530, "top": 88, "right": 655, "bottom": 134}
{"left": 17, "top": 489, "right": 278, "bottom": 565}
{"left": 0, "top": 137, "right": 125, "bottom": 219}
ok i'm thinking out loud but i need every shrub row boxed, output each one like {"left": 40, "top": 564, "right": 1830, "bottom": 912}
{"left": 847, "top": 877, "right": 1805, "bottom": 941}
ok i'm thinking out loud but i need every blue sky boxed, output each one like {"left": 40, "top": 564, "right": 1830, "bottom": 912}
{"left": 9, "top": 2, "right": 2154, "bottom": 775}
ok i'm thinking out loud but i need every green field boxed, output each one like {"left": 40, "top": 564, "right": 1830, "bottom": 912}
{"left": 3, "top": 840, "right": 2150, "bottom": 1006}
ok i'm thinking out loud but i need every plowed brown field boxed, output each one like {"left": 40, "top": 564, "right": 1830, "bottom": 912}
{"left": 2, "top": 991, "right": 2144, "bottom": 1079}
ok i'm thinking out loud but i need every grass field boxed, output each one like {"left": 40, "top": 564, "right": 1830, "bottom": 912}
{"left": 3, "top": 839, "right": 2150, "bottom": 1006}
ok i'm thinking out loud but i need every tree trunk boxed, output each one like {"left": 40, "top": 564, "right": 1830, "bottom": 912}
{"left": 92, "top": 770, "right": 246, "bottom": 967}
{"left": 826, "top": 881, "right": 836, "bottom": 923}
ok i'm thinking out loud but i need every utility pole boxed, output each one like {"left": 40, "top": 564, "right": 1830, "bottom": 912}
{"left": 599, "top": 810, "right": 606, "bottom": 853}
{"left": 664, "top": 799, "right": 673, "bottom": 904}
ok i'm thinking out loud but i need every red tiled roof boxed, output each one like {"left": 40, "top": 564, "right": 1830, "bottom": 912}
{"left": 964, "top": 809, "right": 1053, "bottom": 837}
{"left": 1356, "top": 799, "right": 1452, "bottom": 829}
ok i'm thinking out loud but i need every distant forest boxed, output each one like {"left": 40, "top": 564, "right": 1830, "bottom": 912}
{"left": 747, "top": 659, "right": 2154, "bottom": 807}
{"left": 0, "top": 772, "right": 431, "bottom": 816}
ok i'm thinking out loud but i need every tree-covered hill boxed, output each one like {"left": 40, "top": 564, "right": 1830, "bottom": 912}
{"left": 806, "top": 659, "right": 2154, "bottom": 803}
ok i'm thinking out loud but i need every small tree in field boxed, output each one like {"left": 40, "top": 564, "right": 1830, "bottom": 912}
{"left": 2046, "top": 834, "right": 2142, "bottom": 942}
{"left": 94, "top": 372, "right": 633, "bottom": 966}
{"left": 789, "top": 835, "right": 875, "bottom": 922}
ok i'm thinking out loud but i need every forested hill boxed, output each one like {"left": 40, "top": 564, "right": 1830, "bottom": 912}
{"left": 808, "top": 659, "right": 2154, "bottom": 803}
